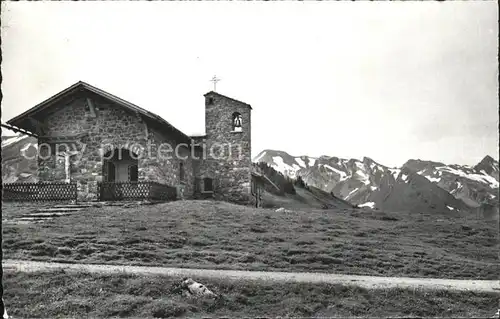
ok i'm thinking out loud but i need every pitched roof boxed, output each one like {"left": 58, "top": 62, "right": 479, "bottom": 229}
{"left": 7, "top": 81, "right": 191, "bottom": 143}
{"left": 204, "top": 91, "right": 252, "bottom": 110}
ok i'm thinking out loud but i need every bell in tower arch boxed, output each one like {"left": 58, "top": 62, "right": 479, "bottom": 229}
{"left": 232, "top": 112, "right": 242, "bottom": 132}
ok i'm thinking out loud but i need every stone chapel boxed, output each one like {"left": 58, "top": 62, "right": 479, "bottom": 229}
{"left": 6, "top": 81, "right": 254, "bottom": 204}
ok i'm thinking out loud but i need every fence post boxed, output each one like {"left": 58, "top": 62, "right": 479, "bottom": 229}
{"left": 88, "top": 181, "right": 98, "bottom": 202}
{"left": 176, "top": 184, "right": 185, "bottom": 200}
{"left": 73, "top": 182, "right": 78, "bottom": 204}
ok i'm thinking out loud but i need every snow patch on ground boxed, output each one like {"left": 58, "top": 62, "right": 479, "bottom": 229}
{"left": 401, "top": 174, "right": 408, "bottom": 182}
{"left": 370, "top": 186, "right": 377, "bottom": 191}
{"left": 447, "top": 206, "right": 455, "bottom": 211}
{"left": 359, "top": 202, "right": 375, "bottom": 209}
{"left": 295, "top": 157, "right": 306, "bottom": 168}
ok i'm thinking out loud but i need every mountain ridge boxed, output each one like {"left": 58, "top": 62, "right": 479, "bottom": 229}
{"left": 253, "top": 149, "right": 499, "bottom": 216}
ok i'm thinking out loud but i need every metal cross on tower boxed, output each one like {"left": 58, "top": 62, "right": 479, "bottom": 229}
{"left": 210, "top": 75, "right": 221, "bottom": 92}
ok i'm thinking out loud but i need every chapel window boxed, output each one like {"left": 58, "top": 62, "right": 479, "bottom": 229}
{"left": 203, "top": 177, "right": 213, "bottom": 192}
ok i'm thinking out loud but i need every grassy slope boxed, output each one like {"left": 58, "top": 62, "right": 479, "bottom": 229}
{"left": 259, "top": 186, "right": 354, "bottom": 210}
{"left": 2, "top": 200, "right": 498, "bottom": 279}
{"left": 3, "top": 270, "right": 499, "bottom": 318}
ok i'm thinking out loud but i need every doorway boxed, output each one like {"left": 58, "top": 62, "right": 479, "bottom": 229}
{"left": 101, "top": 148, "right": 139, "bottom": 200}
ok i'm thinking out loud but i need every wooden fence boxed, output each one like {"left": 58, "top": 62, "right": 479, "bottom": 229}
{"left": 2, "top": 181, "right": 177, "bottom": 202}
{"left": 98, "top": 181, "right": 177, "bottom": 201}
{"left": 2, "top": 182, "right": 77, "bottom": 202}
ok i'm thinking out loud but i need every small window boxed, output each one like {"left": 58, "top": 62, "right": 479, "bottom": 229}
{"left": 232, "top": 112, "right": 242, "bottom": 132}
{"left": 179, "top": 162, "right": 185, "bottom": 182}
{"left": 203, "top": 177, "right": 213, "bottom": 192}
{"left": 207, "top": 97, "right": 214, "bottom": 105}
{"left": 128, "top": 164, "right": 138, "bottom": 182}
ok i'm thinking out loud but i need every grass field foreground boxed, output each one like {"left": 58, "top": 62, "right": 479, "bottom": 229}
{"left": 3, "top": 270, "right": 499, "bottom": 318}
{"left": 2, "top": 200, "right": 498, "bottom": 279}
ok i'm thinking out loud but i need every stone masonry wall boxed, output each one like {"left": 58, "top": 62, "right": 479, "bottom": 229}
{"left": 198, "top": 93, "right": 252, "bottom": 204}
{"left": 37, "top": 91, "right": 193, "bottom": 200}
{"left": 144, "top": 127, "right": 195, "bottom": 198}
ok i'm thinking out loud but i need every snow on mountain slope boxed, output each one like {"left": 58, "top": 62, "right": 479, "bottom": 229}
{"left": 1, "top": 134, "right": 39, "bottom": 183}
{"left": 474, "top": 155, "right": 499, "bottom": 181}
{"left": 253, "top": 152, "right": 390, "bottom": 207}
{"left": 253, "top": 150, "right": 317, "bottom": 179}
{"left": 355, "top": 169, "right": 370, "bottom": 185}
{"left": 321, "top": 164, "right": 348, "bottom": 181}
{"left": 389, "top": 168, "right": 401, "bottom": 180}
{"left": 438, "top": 166, "right": 498, "bottom": 188}
{"left": 272, "top": 156, "right": 301, "bottom": 177}
{"left": 252, "top": 151, "right": 267, "bottom": 164}
{"left": 403, "top": 158, "right": 499, "bottom": 207}
{"left": 295, "top": 157, "right": 307, "bottom": 168}
{"left": 1, "top": 134, "right": 27, "bottom": 148}
{"left": 368, "top": 167, "right": 468, "bottom": 214}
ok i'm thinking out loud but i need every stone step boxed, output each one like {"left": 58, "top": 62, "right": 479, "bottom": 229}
{"left": 16, "top": 217, "right": 49, "bottom": 223}
{"left": 21, "top": 212, "right": 73, "bottom": 218}
{"left": 100, "top": 201, "right": 145, "bottom": 206}
{"left": 52, "top": 204, "right": 95, "bottom": 209}
{"left": 33, "top": 207, "right": 85, "bottom": 213}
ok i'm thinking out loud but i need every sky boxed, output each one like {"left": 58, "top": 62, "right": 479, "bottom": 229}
{"left": 1, "top": 1, "right": 498, "bottom": 167}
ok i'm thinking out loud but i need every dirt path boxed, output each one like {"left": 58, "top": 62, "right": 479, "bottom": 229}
{"left": 3, "top": 259, "right": 499, "bottom": 293}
